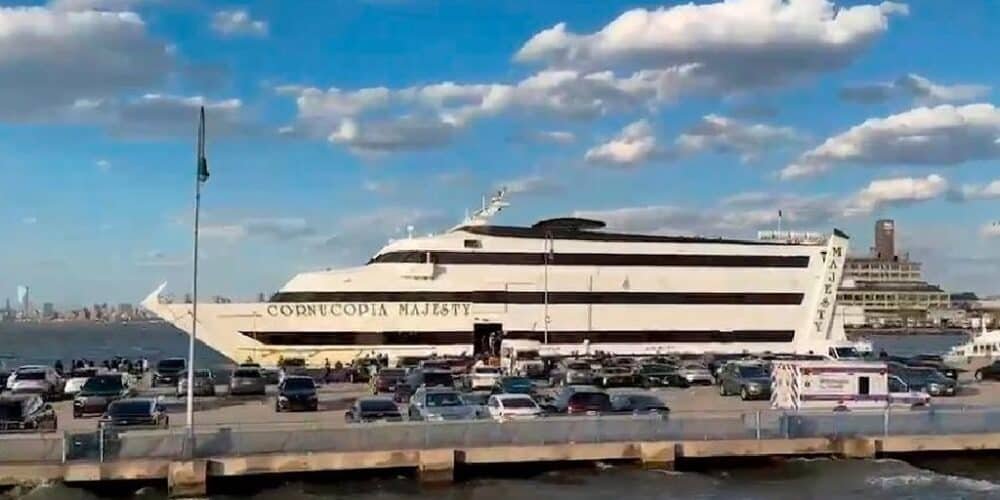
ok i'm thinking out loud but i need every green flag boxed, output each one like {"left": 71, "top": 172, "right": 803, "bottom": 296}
{"left": 197, "top": 106, "right": 209, "bottom": 183}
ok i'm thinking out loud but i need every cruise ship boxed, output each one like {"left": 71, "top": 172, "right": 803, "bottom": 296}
{"left": 141, "top": 191, "right": 856, "bottom": 365}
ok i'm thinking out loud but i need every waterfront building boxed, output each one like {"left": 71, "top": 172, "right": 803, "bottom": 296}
{"left": 42, "top": 302, "right": 55, "bottom": 320}
{"left": 837, "top": 220, "right": 951, "bottom": 328}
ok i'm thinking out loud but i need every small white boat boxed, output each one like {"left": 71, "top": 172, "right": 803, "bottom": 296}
{"left": 944, "top": 324, "right": 1000, "bottom": 366}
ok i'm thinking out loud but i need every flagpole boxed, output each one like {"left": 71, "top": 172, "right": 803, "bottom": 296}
{"left": 186, "top": 107, "right": 206, "bottom": 451}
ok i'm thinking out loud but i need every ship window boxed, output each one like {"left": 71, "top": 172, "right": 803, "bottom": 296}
{"left": 464, "top": 239, "right": 482, "bottom": 249}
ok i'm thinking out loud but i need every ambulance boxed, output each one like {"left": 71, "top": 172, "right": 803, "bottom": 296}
{"left": 771, "top": 360, "right": 930, "bottom": 411}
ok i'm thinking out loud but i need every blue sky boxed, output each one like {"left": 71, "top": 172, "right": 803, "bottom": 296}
{"left": 2, "top": 0, "right": 999, "bottom": 307}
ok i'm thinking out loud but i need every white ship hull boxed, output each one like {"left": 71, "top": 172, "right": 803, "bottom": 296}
{"left": 142, "top": 220, "right": 854, "bottom": 366}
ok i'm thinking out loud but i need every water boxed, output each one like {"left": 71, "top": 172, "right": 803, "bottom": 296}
{"left": 9, "top": 457, "right": 1000, "bottom": 499}
{"left": 0, "top": 324, "right": 984, "bottom": 499}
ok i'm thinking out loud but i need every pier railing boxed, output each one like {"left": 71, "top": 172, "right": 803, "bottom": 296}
{"left": 6, "top": 407, "right": 1000, "bottom": 464}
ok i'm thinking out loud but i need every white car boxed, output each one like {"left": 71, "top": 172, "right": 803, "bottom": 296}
{"left": 469, "top": 366, "right": 502, "bottom": 390}
{"left": 677, "top": 363, "right": 714, "bottom": 385}
{"left": 8, "top": 366, "right": 64, "bottom": 399}
{"left": 486, "top": 394, "right": 543, "bottom": 421}
{"left": 6, "top": 365, "right": 48, "bottom": 390}
{"left": 63, "top": 367, "right": 102, "bottom": 397}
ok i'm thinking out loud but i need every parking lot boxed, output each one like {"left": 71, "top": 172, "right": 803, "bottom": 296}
{"left": 46, "top": 370, "right": 1000, "bottom": 433}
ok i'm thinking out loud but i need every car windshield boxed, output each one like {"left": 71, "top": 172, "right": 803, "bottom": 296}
{"left": 82, "top": 375, "right": 123, "bottom": 392}
{"left": 833, "top": 347, "right": 861, "bottom": 358}
{"left": 379, "top": 369, "right": 406, "bottom": 379}
{"left": 567, "top": 363, "right": 590, "bottom": 370}
{"left": 283, "top": 378, "right": 315, "bottom": 391}
{"left": 682, "top": 364, "right": 705, "bottom": 370}
{"left": 641, "top": 364, "right": 672, "bottom": 373}
{"left": 738, "top": 366, "right": 768, "bottom": 378}
{"left": 603, "top": 367, "right": 628, "bottom": 374}
{"left": 0, "top": 401, "right": 23, "bottom": 420}
{"left": 501, "top": 397, "right": 536, "bottom": 409}
{"left": 157, "top": 359, "right": 184, "bottom": 370}
{"left": 194, "top": 370, "right": 212, "bottom": 378}
{"left": 71, "top": 368, "right": 98, "bottom": 378}
{"left": 17, "top": 371, "right": 45, "bottom": 380}
{"left": 462, "top": 393, "right": 489, "bottom": 405}
{"left": 359, "top": 400, "right": 398, "bottom": 412}
{"left": 425, "top": 392, "right": 464, "bottom": 407}
{"left": 234, "top": 369, "right": 261, "bottom": 378}
{"left": 474, "top": 367, "right": 500, "bottom": 374}
{"left": 518, "top": 351, "right": 540, "bottom": 360}
{"left": 628, "top": 395, "right": 662, "bottom": 407}
{"left": 108, "top": 401, "right": 150, "bottom": 417}
{"left": 569, "top": 393, "right": 609, "bottom": 406}
{"left": 422, "top": 372, "right": 453, "bottom": 386}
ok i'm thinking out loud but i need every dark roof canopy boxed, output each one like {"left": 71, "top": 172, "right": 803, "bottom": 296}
{"left": 531, "top": 217, "right": 606, "bottom": 231}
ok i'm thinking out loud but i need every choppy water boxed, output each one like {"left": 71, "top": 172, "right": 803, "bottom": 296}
{"left": 0, "top": 323, "right": 985, "bottom": 499}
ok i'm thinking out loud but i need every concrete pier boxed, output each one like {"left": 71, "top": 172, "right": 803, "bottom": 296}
{"left": 6, "top": 433, "right": 1000, "bottom": 497}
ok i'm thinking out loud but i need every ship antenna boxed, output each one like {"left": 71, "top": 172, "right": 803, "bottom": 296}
{"left": 451, "top": 186, "right": 509, "bottom": 230}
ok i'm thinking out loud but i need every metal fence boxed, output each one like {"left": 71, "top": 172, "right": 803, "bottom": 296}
{"left": 7, "top": 407, "right": 1000, "bottom": 464}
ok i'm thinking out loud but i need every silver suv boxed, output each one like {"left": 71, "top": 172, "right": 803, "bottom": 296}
{"left": 407, "top": 387, "right": 477, "bottom": 421}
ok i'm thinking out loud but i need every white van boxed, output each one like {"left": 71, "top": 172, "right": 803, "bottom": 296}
{"left": 500, "top": 340, "right": 545, "bottom": 377}
{"left": 771, "top": 360, "right": 930, "bottom": 411}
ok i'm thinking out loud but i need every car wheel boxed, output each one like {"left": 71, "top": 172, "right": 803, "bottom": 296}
{"left": 73, "top": 410, "right": 81, "bottom": 419}
{"left": 740, "top": 387, "right": 749, "bottom": 401}
{"left": 975, "top": 370, "right": 984, "bottom": 381}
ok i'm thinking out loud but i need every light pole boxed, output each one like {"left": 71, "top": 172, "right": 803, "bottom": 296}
{"left": 186, "top": 107, "right": 210, "bottom": 454}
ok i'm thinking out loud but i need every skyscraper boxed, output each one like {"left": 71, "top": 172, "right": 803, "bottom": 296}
{"left": 875, "top": 219, "right": 895, "bottom": 261}
{"left": 42, "top": 302, "right": 55, "bottom": 319}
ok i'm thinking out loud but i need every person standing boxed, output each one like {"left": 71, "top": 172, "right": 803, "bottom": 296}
{"left": 323, "top": 358, "right": 332, "bottom": 385}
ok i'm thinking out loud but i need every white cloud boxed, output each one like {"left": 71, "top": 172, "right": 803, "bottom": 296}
{"left": 80, "top": 94, "right": 256, "bottom": 138}
{"left": 841, "top": 73, "right": 991, "bottom": 104}
{"left": 955, "top": 180, "right": 1000, "bottom": 201}
{"left": 782, "top": 104, "right": 1000, "bottom": 179}
{"left": 584, "top": 119, "right": 660, "bottom": 166}
{"left": 676, "top": 114, "right": 800, "bottom": 162}
{"left": 22, "top": 216, "right": 38, "bottom": 225}
{"left": 512, "top": 129, "right": 576, "bottom": 145}
{"left": 516, "top": 0, "right": 907, "bottom": 90}
{"left": 501, "top": 175, "right": 562, "bottom": 196}
{"left": 981, "top": 222, "right": 1000, "bottom": 239}
{"left": 136, "top": 249, "right": 185, "bottom": 268}
{"left": 0, "top": 6, "right": 174, "bottom": 120}
{"left": 328, "top": 116, "right": 457, "bottom": 153}
{"left": 211, "top": 9, "right": 268, "bottom": 38}
{"left": 95, "top": 159, "right": 111, "bottom": 172}
{"left": 362, "top": 179, "right": 396, "bottom": 195}
{"left": 49, "top": 0, "right": 151, "bottom": 11}
{"left": 573, "top": 205, "right": 708, "bottom": 234}
{"left": 843, "top": 174, "right": 948, "bottom": 215}
{"left": 202, "top": 217, "right": 315, "bottom": 242}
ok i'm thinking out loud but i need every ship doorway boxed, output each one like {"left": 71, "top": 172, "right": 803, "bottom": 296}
{"left": 473, "top": 323, "right": 503, "bottom": 358}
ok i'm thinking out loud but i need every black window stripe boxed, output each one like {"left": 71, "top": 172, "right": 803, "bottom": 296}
{"left": 460, "top": 225, "right": 812, "bottom": 245}
{"left": 240, "top": 330, "right": 795, "bottom": 346}
{"left": 369, "top": 250, "right": 809, "bottom": 268}
{"left": 269, "top": 291, "right": 803, "bottom": 305}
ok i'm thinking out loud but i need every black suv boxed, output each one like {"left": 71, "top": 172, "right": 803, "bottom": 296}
{"left": 152, "top": 358, "right": 187, "bottom": 386}
{"left": 0, "top": 395, "right": 57, "bottom": 432}
{"left": 276, "top": 376, "right": 319, "bottom": 412}
{"left": 73, "top": 374, "right": 132, "bottom": 417}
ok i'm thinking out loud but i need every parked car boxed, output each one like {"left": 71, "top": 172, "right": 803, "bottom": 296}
{"left": 371, "top": 368, "right": 408, "bottom": 394}
{"left": 177, "top": 369, "right": 216, "bottom": 397}
{"left": 460, "top": 390, "right": 491, "bottom": 418}
{"left": 8, "top": 367, "right": 64, "bottom": 400}
{"left": 276, "top": 376, "right": 319, "bottom": 412}
{"left": 550, "top": 360, "right": 594, "bottom": 386}
{"left": 99, "top": 398, "right": 169, "bottom": 429}
{"left": 152, "top": 358, "right": 186, "bottom": 387}
{"left": 73, "top": 374, "right": 133, "bottom": 417}
{"left": 345, "top": 397, "right": 403, "bottom": 423}
{"left": 63, "top": 367, "right": 101, "bottom": 397}
{"left": 718, "top": 362, "right": 772, "bottom": 400}
{"left": 594, "top": 366, "right": 639, "bottom": 388}
{"left": 0, "top": 395, "right": 57, "bottom": 432}
{"left": 906, "top": 356, "right": 959, "bottom": 380}
{"left": 486, "top": 394, "right": 543, "bottom": 421}
{"left": 393, "top": 382, "right": 414, "bottom": 403}
{"left": 548, "top": 386, "right": 612, "bottom": 415}
{"left": 407, "top": 387, "right": 477, "bottom": 421}
{"left": 975, "top": 361, "right": 1000, "bottom": 381}
{"left": 895, "top": 367, "right": 958, "bottom": 397}
{"left": 492, "top": 376, "right": 535, "bottom": 395}
{"left": 636, "top": 363, "right": 689, "bottom": 388}
{"left": 609, "top": 393, "right": 670, "bottom": 416}
{"left": 0, "top": 360, "right": 8, "bottom": 393}
{"left": 229, "top": 367, "right": 267, "bottom": 396}
{"left": 468, "top": 365, "right": 502, "bottom": 390}
{"left": 677, "top": 363, "right": 714, "bottom": 386}
{"left": 405, "top": 368, "right": 454, "bottom": 389}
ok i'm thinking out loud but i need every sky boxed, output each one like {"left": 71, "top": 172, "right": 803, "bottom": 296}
{"left": 1, "top": 0, "right": 1000, "bottom": 307}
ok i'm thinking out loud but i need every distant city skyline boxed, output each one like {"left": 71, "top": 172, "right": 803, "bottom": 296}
{"left": 1, "top": 1, "right": 999, "bottom": 304}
